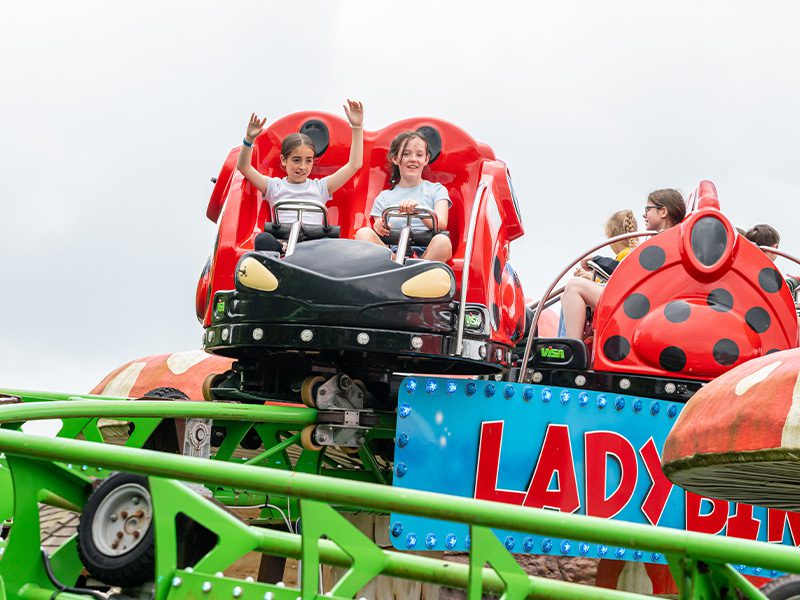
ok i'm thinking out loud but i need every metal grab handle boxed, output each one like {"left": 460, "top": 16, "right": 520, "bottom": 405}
{"left": 380, "top": 206, "right": 439, "bottom": 233}
{"left": 757, "top": 246, "right": 800, "bottom": 269}
{"left": 517, "top": 231, "right": 658, "bottom": 382}
{"left": 455, "top": 182, "right": 489, "bottom": 356}
{"left": 272, "top": 199, "right": 330, "bottom": 229}
{"left": 527, "top": 285, "right": 566, "bottom": 312}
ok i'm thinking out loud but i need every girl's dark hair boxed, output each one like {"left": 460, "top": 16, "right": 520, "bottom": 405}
{"left": 281, "top": 133, "right": 316, "bottom": 158}
{"left": 387, "top": 131, "right": 430, "bottom": 189}
{"left": 648, "top": 189, "right": 686, "bottom": 228}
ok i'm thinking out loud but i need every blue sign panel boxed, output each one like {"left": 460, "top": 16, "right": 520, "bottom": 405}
{"left": 390, "top": 377, "right": 798, "bottom": 577}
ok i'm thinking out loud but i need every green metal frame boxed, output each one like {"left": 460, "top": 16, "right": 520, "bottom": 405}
{"left": 0, "top": 391, "right": 395, "bottom": 522}
{"left": 0, "top": 393, "right": 795, "bottom": 598}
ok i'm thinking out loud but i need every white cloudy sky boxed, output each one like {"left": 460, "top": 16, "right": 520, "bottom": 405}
{"left": 2, "top": 1, "right": 799, "bottom": 393}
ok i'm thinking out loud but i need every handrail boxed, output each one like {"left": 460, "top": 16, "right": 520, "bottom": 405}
{"left": 455, "top": 181, "right": 489, "bottom": 356}
{"left": 526, "top": 285, "right": 565, "bottom": 311}
{"left": 380, "top": 206, "right": 439, "bottom": 234}
{"left": 271, "top": 199, "right": 330, "bottom": 228}
{"left": 758, "top": 246, "right": 800, "bottom": 269}
{"left": 517, "top": 231, "right": 657, "bottom": 382}
{"left": 380, "top": 206, "right": 439, "bottom": 265}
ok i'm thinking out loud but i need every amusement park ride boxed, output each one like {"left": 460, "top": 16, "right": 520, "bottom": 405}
{"left": 2, "top": 112, "right": 800, "bottom": 599}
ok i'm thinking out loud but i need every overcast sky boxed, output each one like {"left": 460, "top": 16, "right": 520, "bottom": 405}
{"left": 2, "top": 1, "right": 799, "bottom": 393}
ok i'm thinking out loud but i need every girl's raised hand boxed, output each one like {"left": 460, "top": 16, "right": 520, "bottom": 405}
{"left": 245, "top": 113, "right": 267, "bottom": 142}
{"left": 343, "top": 99, "right": 364, "bottom": 128}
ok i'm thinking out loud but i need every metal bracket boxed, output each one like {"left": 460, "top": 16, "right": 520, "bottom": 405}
{"left": 182, "top": 418, "right": 212, "bottom": 460}
{"left": 315, "top": 374, "right": 364, "bottom": 410}
{"left": 313, "top": 425, "right": 368, "bottom": 448}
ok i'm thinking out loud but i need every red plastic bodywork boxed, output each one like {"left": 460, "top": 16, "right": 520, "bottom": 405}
{"left": 198, "top": 112, "right": 526, "bottom": 348}
{"left": 592, "top": 182, "right": 798, "bottom": 381}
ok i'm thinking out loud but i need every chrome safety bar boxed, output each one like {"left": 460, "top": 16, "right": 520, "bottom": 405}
{"left": 272, "top": 199, "right": 330, "bottom": 257}
{"left": 272, "top": 199, "right": 330, "bottom": 228}
{"left": 455, "top": 181, "right": 489, "bottom": 356}
{"left": 517, "top": 231, "right": 658, "bottom": 382}
{"left": 526, "top": 285, "right": 565, "bottom": 312}
{"left": 381, "top": 206, "right": 439, "bottom": 265}
{"left": 758, "top": 246, "right": 800, "bottom": 269}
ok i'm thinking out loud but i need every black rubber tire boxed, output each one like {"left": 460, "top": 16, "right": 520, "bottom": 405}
{"left": 141, "top": 387, "right": 189, "bottom": 400}
{"left": 762, "top": 575, "right": 800, "bottom": 600}
{"left": 140, "top": 387, "right": 188, "bottom": 453}
{"left": 77, "top": 473, "right": 155, "bottom": 587}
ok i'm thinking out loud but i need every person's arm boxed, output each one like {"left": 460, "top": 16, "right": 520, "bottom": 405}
{"left": 326, "top": 100, "right": 364, "bottom": 193}
{"left": 236, "top": 113, "right": 269, "bottom": 194}
{"left": 432, "top": 198, "right": 449, "bottom": 231}
{"left": 370, "top": 192, "right": 390, "bottom": 236}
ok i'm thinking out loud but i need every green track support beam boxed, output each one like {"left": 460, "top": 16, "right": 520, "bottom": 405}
{"left": 0, "top": 393, "right": 791, "bottom": 599}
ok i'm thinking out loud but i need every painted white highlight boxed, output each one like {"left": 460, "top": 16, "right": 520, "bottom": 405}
{"left": 435, "top": 410, "right": 444, "bottom": 425}
{"left": 439, "top": 435, "right": 447, "bottom": 448}
{"left": 734, "top": 361, "right": 782, "bottom": 396}
{"left": 101, "top": 362, "right": 147, "bottom": 398}
{"left": 780, "top": 367, "right": 800, "bottom": 447}
{"left": 167, "top": 350, "right": 210, "bottom": 375}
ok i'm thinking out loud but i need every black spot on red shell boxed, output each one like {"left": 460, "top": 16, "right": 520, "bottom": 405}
{"left": 639, "top": 246, "right": 665, "bottom": 271}
{"left": 623, "top": 293, "right": 650, "bottom": 319}
{"left": 712, "top": 339, "right": 739, "bottom": 366}
{"left": 493, "top": 257, "right": 502, "bottom": 285}
{"left": 491, "top": 303, "right": 500, "bottom": 331}
{"left": 707, "top": 288, "right": 733, "bottom": 312}
{"left": 659, "top": 346, "right": 686, "bottom": 372}
{"left": 664, "top": 300, "right": 691, "bottom": 323}
{"left": 603, "top": 335, "right": 630, "bottom": 361}
{"left": 758, "top": 268, "right": 783, "bottom": 293}
{"left": 745, "top": 307, "right": 771, "bottom": 333}
{"left": 766, "top": 348, "right": 781, "bottom": 355}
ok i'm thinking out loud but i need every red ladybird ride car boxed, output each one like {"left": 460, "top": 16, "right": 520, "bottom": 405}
{"left": 525, "top": 181, "right": 799, "bottom": 400}
{"left": 196, "top": 112, "right": 526, "bottom": 413}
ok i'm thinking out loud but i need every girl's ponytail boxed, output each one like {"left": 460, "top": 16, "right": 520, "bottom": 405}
{"left": 623, "top": 210, "right": 639, "bottom": 248}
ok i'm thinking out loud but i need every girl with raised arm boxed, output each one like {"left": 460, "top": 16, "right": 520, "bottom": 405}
{"left": 236, "top": 101, "right": 364, "bottom": 245}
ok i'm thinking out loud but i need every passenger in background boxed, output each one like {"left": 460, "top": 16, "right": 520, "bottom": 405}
{"left": 574, "top": 209, "right": 640, "bottom": 280}
{"left": 745, "top": 224, "right": 800, "bottom": 296}
{"left": 560, "top": 210, "right": 639, "bottom": 336}
{"left": 356, "top": 131, "right": 452, "bottom": 262}
{"left": 745, "top": 224, "right": 780, "bottom": 260}
{"left": 561, "top": 190, "right": 686, "bottom": 339}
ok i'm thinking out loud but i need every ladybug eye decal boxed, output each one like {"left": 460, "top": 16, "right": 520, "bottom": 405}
{"left": 690, "top": 216, "right": 728, "bottom": 267}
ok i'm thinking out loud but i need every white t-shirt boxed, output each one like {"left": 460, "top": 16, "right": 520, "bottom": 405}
{"left": 263, "top": 177, "right": 331, "bottom": 225}
{"left": 370, "top": 181, "right": 451, "bottom": 233}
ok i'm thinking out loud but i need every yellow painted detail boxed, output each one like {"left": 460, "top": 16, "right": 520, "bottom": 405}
{"left": 401, "top": 268, "right": 452, "bottom": 299}
{"left": 237, "top": 257, "right": 279, "bottom": 292}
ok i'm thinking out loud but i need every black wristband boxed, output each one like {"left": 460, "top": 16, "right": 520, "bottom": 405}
{"left": 242, "top": 138, "right": 253, "bottom": 148}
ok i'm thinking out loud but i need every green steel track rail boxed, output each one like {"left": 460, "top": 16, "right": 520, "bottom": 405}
{"left": 0, "top": 394, "right": 793, "bottom": 598}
